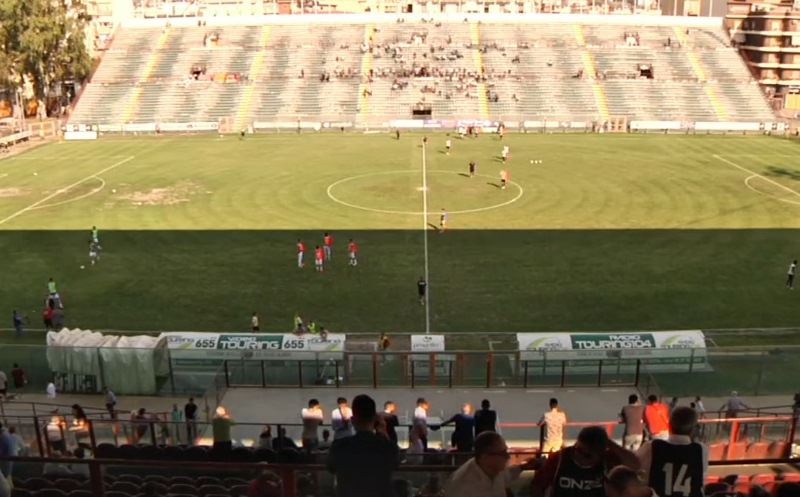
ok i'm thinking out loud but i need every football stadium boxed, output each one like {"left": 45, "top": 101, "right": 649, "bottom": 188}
{"left": 1, "top": 0, "right": 800, "bottom": 496}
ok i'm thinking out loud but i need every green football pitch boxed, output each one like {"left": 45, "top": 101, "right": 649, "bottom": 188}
{"left": 2, "top": 132, "right": 800, "bottom": 338}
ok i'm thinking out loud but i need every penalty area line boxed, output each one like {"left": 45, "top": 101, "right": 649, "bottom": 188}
{"left": 713, "top": 154, "right": 800, "bottom": 202}
{"left": 0, "top": 155, "right": 135, "bottom": 226}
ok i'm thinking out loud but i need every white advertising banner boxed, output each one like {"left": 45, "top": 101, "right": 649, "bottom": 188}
{"left": 630, "top": 121, "right": 683, "bottom": 131}
{"left": 64, "top": 131, "right": 98, "bottom": 140}
{"left": 694, "top": 122, "right": 761, "bottom": 132}
{"left": 411, "top": 335, "right": 446, "bottom": 352}
{"left": 517, "top": 331, "right": 708, "bottom": 371}
{"left": 158, "top": 122, "right": 219, "bottom": 132}
{"left": 159, "top": 332, "right": 345, "bottom": 360}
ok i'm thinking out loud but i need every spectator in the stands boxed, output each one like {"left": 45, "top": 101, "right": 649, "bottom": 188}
{"left": 540, "top": 398, "right": 567, "bottom": 454}
{"left": 133, "top": 407, "right": 150, "bottom": 443}
{"left": 247, "top": 470, "right": 282, "bottom": 497}
{"left": 70, "top": 404, "right": 90, "bottom": 446}
{"left": 257, "top": 425, "right": 273, "bottom": 449}
{"left": 777, "top": 482, "right": 800, "bottom": 497}
{"left": 327, "top": 394, "right": 399, "bottom": 497}
{"left": 644, "top": 395, "right": 670, "bottom": 440}
{"left": 272, "top": 427, "right": 298, "bottom": 451}
{"left": 103, "top": 387, "right": 117, "bottom": 419}
{"left": 414, "top": 397, "right": 430, "bottom": 449}
{"left": 793, "top": 393, "right": 800, "bottom": 419}
{"left": 0, "top": 423, "right": 14, "bottom": 478}
{"left": 474, "top": 399, "right": 497, "bottom": 436}
{"left": 418, "top": 475, "right": 446, "bottom": 497}
{"left": 318, "top": 429, "right": 332, "bottom": 450}
{"left": 378, "top": 401, "right": 400, "bottom": 445}
{"left": 445, "top": 431, "right": 534, "bottom": 497}
{"left": 185, "top": 397, "right": 198, "bottom": 443}
{"left": 301, "top": 398, "right": 324, "bottom": 451}
{"left": 604, "top": 465, "right": 657, "bottom": 497}
{"left": 212, "top": 406, "right": 234, "bottom": 452}
{"left": 70, "top": 447, "right": 90, "bottom": 478}
{"left": 436, "top": 403, "right": 476, "bottom": 452}
{"left": 668, "top": 397, "right": 679, "bottom": 414}
{"left": 694, "top": 396, "right": 706, "bottom": 418}
{"left": 721, "top": 391, "right": 749, "bottom": 418}
{"left": 531, "top": 426, "right": 639, "bottom": 497}
{"left": 638, "top": 406, "right": 706, "bottom": 497}
{"left": 45, "top": 414, "right": 67, "bottom": 453}
{"left": 331, "top": 397, "right": 354, "bottom": 440}
{"left": 0, "top": 471, "right": 9, "bottom": 497}
{"left": 620, "top": 394, "right": 645, "bottom": 451}
{"left": 406, "top": 424, "right": 426, "bottom": 464}
{"left": 8, "top": 427, "right": 26, "bottom": 456}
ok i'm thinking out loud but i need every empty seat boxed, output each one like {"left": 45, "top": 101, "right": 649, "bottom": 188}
{"left": 196, "top": 477, "right": 222, "bottom": 486}
{"left": 705, "top": 476, "right": 721, "bottom": 485}
{"left": 168, "top": 476, "right": 195, "bottom": 485}
{"left": 36, "top": 490, "right": 68, "bottom": 497}
{"left": 22, "top": 478, "right": 51, "bottom": 491}
{"left": 198, "top": 484, "right": 229, "bottom": 496}
{"left": 168, "top": 483, "right": 196, "bottom": 494}
{"left": 53, "top": 480, "right": 82, "bottom": 492}
{"left": 751, "top": 474, "right": 776, "bottom": 493}
{"left": 781, "top": 474, "right": 800, "bottom": 483}
{"left": 115, "top": 475, "right": 142, "bottom": 484}
{"left": 768, "top": 441, "right": 789, "bottom": 459}
{"left": 230, "top": 484, "right": 249, "bottom": 497}
{"left": 708, "top": 443, "right": 727, "bottom": 461}
{"left": 67, "top": 491, "right": 93, "bottom": 497}
{"left": 733, "top": 475, "right": 750, "bottom": 494}
{"left": 727, "top": 441, "right": 748, "bottom": 460}
{"left": 109, "top": 481, "right": 139, "bottom": 494}
{"left": 11, "top": 489, "right": 32, "bottom": 497}
{"left": 746, "top": 442, "right": 770, "bottom": 459}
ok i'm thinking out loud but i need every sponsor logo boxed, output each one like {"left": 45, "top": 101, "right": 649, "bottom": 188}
{"left": 526, "top": 336, "right": 566, "bottom": 351}
{"left": 571, "top": 334, "right": 656, "bottom": 350}
{"left": 217, "top": 335, "right": 282, "bottom": 350}
{"left": 660, "top": 334, "right": 702, "bottom": 349}
{"left": 557, "top": 477, "right": 603, "bottom": 490}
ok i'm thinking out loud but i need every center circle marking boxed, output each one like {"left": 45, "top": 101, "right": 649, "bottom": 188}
{"left": 326, "top": 169, "right": 524, "bottom": 215}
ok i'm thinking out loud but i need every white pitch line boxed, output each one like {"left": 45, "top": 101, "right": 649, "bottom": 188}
{"left": 0, "top": 156, "right": 135, "bottom": 226}
{"left": 421, "top": 141, "right": 431, "bottom": 335}
{"left": 713, "top": 154, "right": 800, "bottom": 202}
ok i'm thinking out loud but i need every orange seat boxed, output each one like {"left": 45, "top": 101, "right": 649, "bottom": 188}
{"left": 708, "top": 442, "right": 727, "bottom": 461}
{"left": 768, "top": 441, "right": 789, "bottom": 459}
{"left": 781, "top": 474, "right": 800, "bottom": 483}
{"left": 734, "top": 475, "right": 751, "bottom": 494}
{"left": 705, "top": 476, "right": 721, "bottom": 485}
{"left": 746, "top": 442, "right": 770, "bottom": 459}
{"left": 727, "top": 441, "right": 748, "bottom": 460}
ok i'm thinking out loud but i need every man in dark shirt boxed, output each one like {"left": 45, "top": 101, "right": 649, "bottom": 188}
{"left": 184, "top": 397, "right": 198, "bottom": 443}
{"left": 435, "top": 403, "right": 475, "bottom": 452}
{"left": 272, "top": 427, "right": 299, "bottom": 451}
{"left": 474, "top": 399, "right": 497, "bottom": 436}
{"left": 379, "top": 401, "right": 400, "bottom": 445}
{"left": 531, "top": 426, "right": 639, "bottom": 497}
{"left": 327, "top": 394, "right": 399, "bottom": 497}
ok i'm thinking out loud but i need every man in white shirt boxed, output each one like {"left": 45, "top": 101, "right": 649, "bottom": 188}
{"left": 638, "top": 407, "right": 707, "bottom": 497}
{"left": 445, "top": 431, "right": 534, "bottom": 497}
{"left": 331, "top": 397, "right": 354, "bottom": 440}
{"left": 0, "top": 371, "right": 6, "bottom": 399}
{"left": 301, "top": 398, "right": 324, "bottom": 450}
{"left": 414, "top": 398, "right": 429, "bottom": 449}
{"left": 540, "top": 398, "right": 567, "bottom": 454}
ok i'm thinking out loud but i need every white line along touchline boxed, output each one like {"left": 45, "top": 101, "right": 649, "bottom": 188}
{"left": 0, "top": 155, "right": 135, "bottom": 226}
{"left": 421, "top": 141, "right": 431, "bottom": 334}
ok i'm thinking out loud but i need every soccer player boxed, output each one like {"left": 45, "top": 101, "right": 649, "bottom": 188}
{"left": 445, "top": 139, "right": 452, "bottom": 155}
{"left": 787, "top": 259, "right": 797, "bottom": 289}
{"left": 469, "top": 161, "right": 476, "bottom": 177}
{"left": 417, "top": 277, "right": 427, "bottom": 305}
{"left": 296, "top": 239, "right": 306, "bottom": 268}
{"left": 91, "top": 226, "right": 99, "bottom": 244}
{"left": 89, "top": 240, "right": 101, "bottom": 266}
{"left": 500, "top": 169, "right": 509, "bottom": 190}
{"left": 439, "top": 208, "right": 448, "bottom": 233}
{"left": 501, "top": 145, "right": 509, "bottom": 163}
{"left": 323, "top": 232, "right": 334, "bottom": 261}
{"left": 347, "top": 238, "right": 358, "bottom": 266}
{"left": 314, "top": 245, "right": 324, "bottom": 272}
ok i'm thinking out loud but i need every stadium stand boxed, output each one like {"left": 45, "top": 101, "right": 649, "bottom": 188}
{"left": 69, "top": 16, "right": 775, "bottom": 127}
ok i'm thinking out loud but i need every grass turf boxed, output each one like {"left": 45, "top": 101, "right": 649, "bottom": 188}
{"left": 1, "top": 133, "right": 800, "bottom": 338}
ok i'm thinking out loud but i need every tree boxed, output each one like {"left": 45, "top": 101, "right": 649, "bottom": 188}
{"left": 0, "top": 0, "right": 92, "bottom": 117}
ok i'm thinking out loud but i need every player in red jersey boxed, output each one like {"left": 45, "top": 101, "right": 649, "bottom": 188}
{"left": 323, "top": 232, "right": 334, "bottom": 261}
{"left": 315, "top": 245, "right": 325, "bottom": 272}
{"left": 296, "top": 239, "right": 306, "bottom": 268}
{"left": 347, "top": 239, "right": 358, "bottom": 266}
